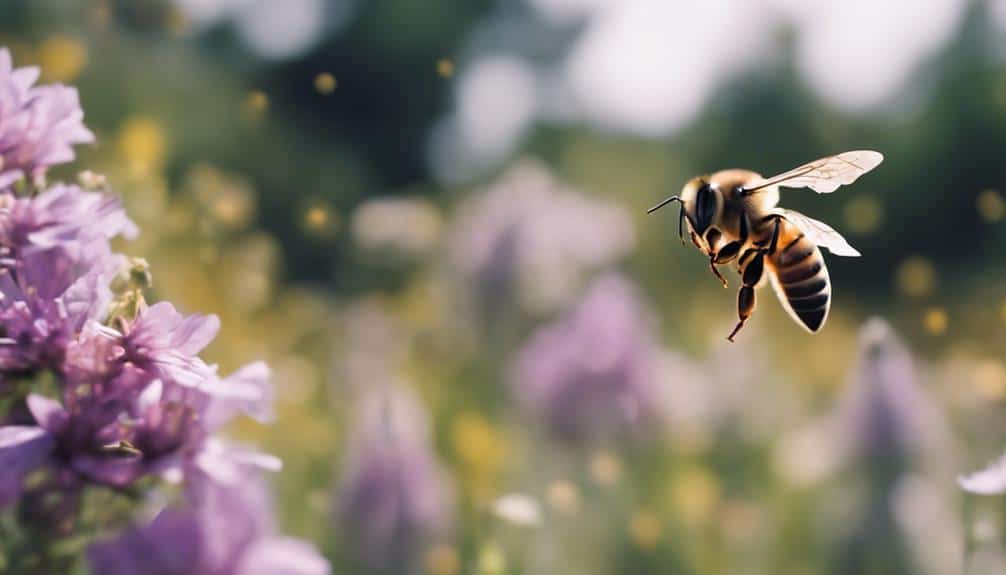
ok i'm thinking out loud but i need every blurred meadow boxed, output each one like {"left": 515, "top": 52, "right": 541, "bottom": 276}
{"left": 5, "top": 0, "right": 1006, "bottom": 572}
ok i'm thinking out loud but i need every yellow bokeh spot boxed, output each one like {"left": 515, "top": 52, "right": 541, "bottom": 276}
{"left": 974, "top": 359, "right": 1006, "bottom": 400}
{"left": 38, "top": 36, "right": 88, "bottom": 82}
{"left": 436, "top": 59, "right": 455, "bottom": 78}
{"left": 589, "top": 451, "right": 622, "bottom": 487}
{"left": 843, "top": 194, "right": 883, "bottom": 235}
{"left": 546, "top": 480, "right": 580, "bottom": 514}
{"left": 894, "top": 257, "right": 935, "bottom": 297}
{"left": 244, "top": 90, "right": 269, "bottom": 118}
{"left": 314, "top": 73, "right": 337, "bottom": 94}
{"left": 978, "top": 189, "right": 1006, "bottom": 223}
{"left": 668, "top": 465, "right": 720, "bottom": 528}
{"left": 117, "top": 117, "right": 167, "bottom": 176}
{"left": 922, "top": 307, "right": 948, "bottom": 335}
{"left": 166, "top": 7, "right": 191, "bottom": 36}
{"left": 451, "top": 413, "right": 508, "bottom": 502}
{"left": 629, "top": 511, "right": 663, "bottom": 550}
{"left": 424, "top": 544, "right": 460, "bottom": 575}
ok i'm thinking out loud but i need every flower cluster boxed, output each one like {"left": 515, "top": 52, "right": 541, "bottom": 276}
{"left": 508, "top": 273, "right": 665, "bottom": 442}
{"left": 0, "top": 48, "right": 327, "bottom": 573}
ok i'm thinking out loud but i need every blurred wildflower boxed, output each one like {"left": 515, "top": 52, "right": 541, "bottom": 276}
{"left": 451, "top": 412, "right": 508, "bottom": 504}
{"left": 509, "top": 274, "right": 663, "bottom": 442}
{"left": 0, "top": 48, "right": 94, "bottom": 188}
{"left": 973, "top": 359, "right": 1006, "bottom": 400}
{"left": 436, "top": 59, "right": 455, "bottom": 78}
{"left": 628, "top": 510, "right": 662, "bottom": 550}
{"left": 184, "top": 164, "right": 257, "bottom": 230}
{"left": 959, "top": 452, "right": 1006, "bottom": 494}
{"left": 117, "top": 117, "right": 167, "bottom": 177}
{"left": 491, "top": 493, "right": 541, "bottom": 527}
{"left": 37, "top": 36, "right": 88, "bottom": 83}
{"left": 351, "top": 196, "right": 442, "bottom": 258}
{"left": 923, "top": 306, "right": 949, "bottom": 335}
{"left": 336, "top": 388, "right": 454, "bottom": 570}
{"left": 836, "top": 318, "right": 951, "bottom": 464}
{"left": 450, "top": 159, "right": 635, "bottom": 314}
{"left": 88, "top": 466, "right": 329, "bottom": 575}
{"left": 589, "top": 451, "right": 622, "bottom": 486}
{"left": 301, "top": 198, "right": 339, "bottom": 239}
{"left": 977, "top": 188, "right": 1005, "bottom": 223}
{"left": 424, "top": 543, "right": 460, "bottom": 575}
{"left": 666, "top": 465, "right": 720, "bottom": 529}
{"left": 314, "top": 72, "right": 337, "bottom": 94}
{"left": 894, "top": 256, "right": 936, "bottom": 297}
{"left": 843, "top": 194, "right": 884, "bottom": 235}
{"left": 244, "top": 91, "right": 269, "bottom": 120}
{"left": 546, "top": 480, "right": 580, "bottom": 514}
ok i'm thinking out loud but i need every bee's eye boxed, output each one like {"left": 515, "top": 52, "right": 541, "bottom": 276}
{"left": 694, "top": 183, "right": 717, "bottom": 234}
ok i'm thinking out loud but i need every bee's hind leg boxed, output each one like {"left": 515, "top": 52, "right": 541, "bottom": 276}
{"left": 727, "top": 250, "right": 765, "bottom": 342}
{"left": 727, "top": 286, "right": 755, "bottom": 342}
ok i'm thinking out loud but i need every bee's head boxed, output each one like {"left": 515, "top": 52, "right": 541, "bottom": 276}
{"left": 646, "top": 177, "right": 723, "bottom": 252}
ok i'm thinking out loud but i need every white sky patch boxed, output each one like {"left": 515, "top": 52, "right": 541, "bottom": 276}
{"left": 563, "top": 0, "right": 771, "bottom": 136}
{"left": 430, "top": 56, "right": 538, "bottom": 184}
{"left": 235, "top": 0, "right": 327, "bottom": 61}
{"left": 792, "top": 0, "right": 965, "bottom": 111}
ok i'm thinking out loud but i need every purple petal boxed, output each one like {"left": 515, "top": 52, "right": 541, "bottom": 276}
{"left": 0, "top": 426, "right": 53, "bottom": 506}
{"left": 26, "top": 393, "right": 68, "bottom": 432}
{"left": 171, "top": 313, "right": 220, "bottom": 356}
{"left": 237, "top": 537, "right": 331, "bottom": 575}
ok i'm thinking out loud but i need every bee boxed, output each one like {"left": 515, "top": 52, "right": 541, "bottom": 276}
{"left": 648, "top": 150, "right": 883, "bottom": 341}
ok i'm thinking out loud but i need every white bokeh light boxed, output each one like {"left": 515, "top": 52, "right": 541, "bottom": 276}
{"left": 430, "top": 55, "right": 538, "bottom": 183}
{"left": 235, "top": 0, "right": 327, "bottom": 61}
{"left": 792, "top": 0, "right": 965, "bottom": 111}
{"left": 564, "top": 0, "right": 771, "bottom": 136}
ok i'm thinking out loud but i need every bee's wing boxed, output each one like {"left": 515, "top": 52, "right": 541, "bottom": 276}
{"left": 746, "top": 150, "right": 883, "bottom": 194}
{"left": 776, "top": 208, "right": 861, "bottom": 257}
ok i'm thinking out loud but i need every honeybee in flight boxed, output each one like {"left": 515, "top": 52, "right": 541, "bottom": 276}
{"left": 648, "top": 150, "right": 883, "bottom": 341}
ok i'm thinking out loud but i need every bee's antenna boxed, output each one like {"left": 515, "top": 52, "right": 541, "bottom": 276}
{"left": 646, "top": 195, "right": 680, "bottom": 214}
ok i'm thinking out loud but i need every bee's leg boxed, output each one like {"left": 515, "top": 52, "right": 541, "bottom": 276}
{"left": 728, "top": 251, "right": 765, "bottom": 342}
{"left": 760, "top": 214, "right": 783, "bottom": 254}
{"left": 708, "top": 257, "right": 728, "bottom": 288}
{"left": 728, "top": 286, "right": 755, "bottom": 342}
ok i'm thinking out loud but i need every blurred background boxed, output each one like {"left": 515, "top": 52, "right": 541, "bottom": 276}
{"left": 3, "top": 0, "right": 1006, "bottom": 572}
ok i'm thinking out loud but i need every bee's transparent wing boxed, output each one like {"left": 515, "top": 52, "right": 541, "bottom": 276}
{"left": 777, "top": 209, "right": 861, "bottom": 257}
{"left": 747, "top": 150, "right": 883, "bottom": 194}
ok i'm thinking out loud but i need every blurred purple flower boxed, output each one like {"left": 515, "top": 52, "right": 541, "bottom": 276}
{"left": 88, "top": 467, "right": 329, "bottom": 575}
{"left": 509, "top": 273, "right": 664, "bottom": 442}
{"left": 336, "top": 389, "right": 453, "bottom": 570}
{"left": 0, "top": 49, "right": 94, "bottom": 188}
{"left": 450, "top": 159, "right": 635, "bottom": 314}
{"left": 837, "top": 318, "right": 949, "bottom": 463}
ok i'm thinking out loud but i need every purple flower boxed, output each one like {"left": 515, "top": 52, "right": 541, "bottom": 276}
{"left": 0, "top": 184, "right": 138, "bottom": 257}
{"left": 336, "top": 389, "right": 453, "bottom": 570}
{"left": 0, "top": 361, "right": 274, "bottom": 502}
{"left": 93, "top": 301, "right": 222, "bottom": 388}
{"left": 88, "top": 466, "right": 330, "bottom": 575}
{"left": 0, "top": 49, "right": 94, "bottom": 188}
{"left": 508, "top": 273, "right": 664, "bottom": 442}
{"left": 0, "top": 247, "right": 118, "bottom": 372}
{"left": 449, "top": 160, "right": 635, "bottom": 314}
{"left": 836, "top": 318, "right": 949, "bottom": 463}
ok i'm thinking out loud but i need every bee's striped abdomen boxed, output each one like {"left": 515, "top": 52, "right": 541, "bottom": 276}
{"left": 768, "top": 221, "right": 831, "bottom": 332}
